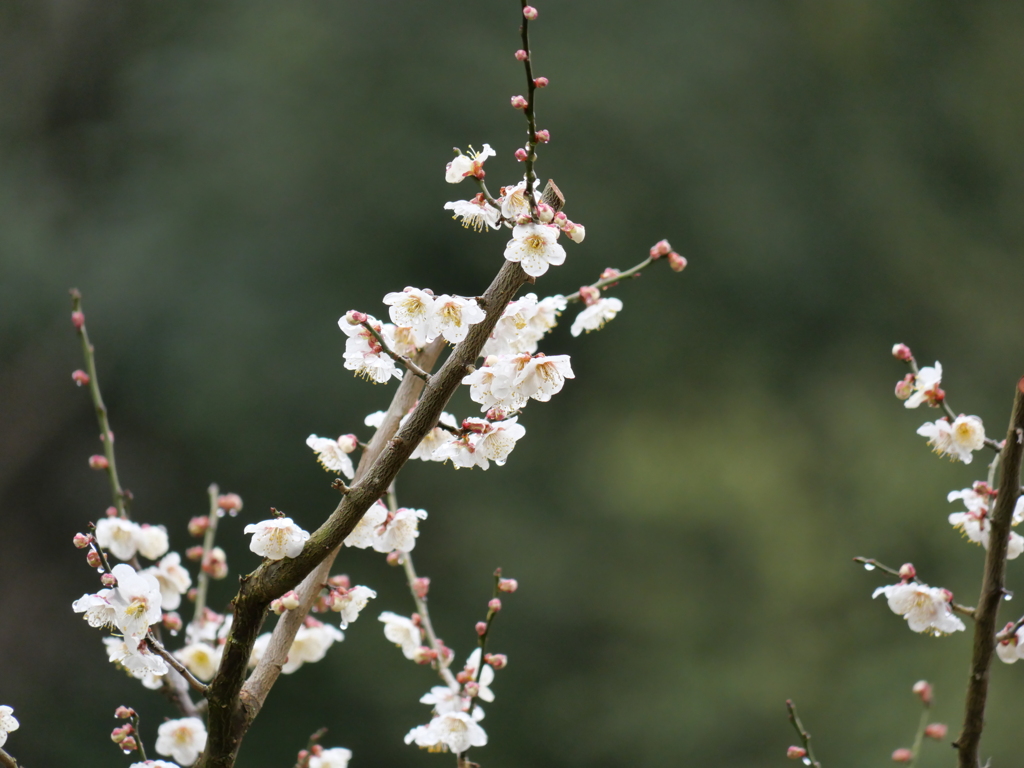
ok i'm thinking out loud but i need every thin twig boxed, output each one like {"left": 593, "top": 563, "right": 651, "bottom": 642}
{"left": 360, "top": 321, "right": 430, "bottom": 381}
{"left": 907, "top": 698, "right": 931, "bottom": 767}
{"left": 0, "top": 748, "right": 19, "bottom": 768}
{"left": 786, "top": 700, "right": 822, "bottom": 768}
{"left": 130, "top": 709, "right": 148, "bottom": 763}
{"left": 562, "top": 256, "right": 655, "bottom": 304}
{"left": 853, "top": 557, "right": 976, "bottom": 618}
{"left": 904, "top": 356, "right": 1002, "bottom": 453}
{"left": 518, "top": 0, "right": 540, "bottom": 219}
{"left": 193, "top": 483, "right": 221, "bottom": 626}
{"left": 148, "top": 634, "right": 209, "bottom": 694}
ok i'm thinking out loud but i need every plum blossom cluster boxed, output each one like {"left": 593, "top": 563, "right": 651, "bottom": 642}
{"left": 95, "top": 515, "right": 170, "bottom": 562}
{"left": 872, "top": 575, "right": 966, "bottom": 636}
{"left": 343, "top": 500, "right": 427, "bottom": 554}
{"left": 948, "top": 482, "right": 1024, "bottom": 560}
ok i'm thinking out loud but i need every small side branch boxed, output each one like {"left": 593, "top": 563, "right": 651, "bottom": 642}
{"left": 853, "top": 557, "right": 976, "bottom": 618}
{"left": 149, "top": 634, "right": 209, "bottom": 695}
{"left": 0, "top": 748, "right": 20, "bottom": 768}
{"left": 192, "top": 483, "right": 222, "bottom": 626}
{"left": 786, "top": 700, "right": 823, "bottom": 768}
{"left": 361, "top": 321, "right": 430, "bottom": 382}
{"left": 563, "top": 256, "right": 654, "bottom": 304}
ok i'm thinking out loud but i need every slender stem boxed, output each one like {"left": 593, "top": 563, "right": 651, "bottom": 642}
{"left": 474, "top": 178, "right": 502, "bottom": 213}
{"left": 563, "top": 257, "right": 655, "bottom": 304}
{"left": 148, "top": 634, "right": 209, "bottom": 694}
{"left": 907, "top": 700, "right": 930, "bottom": 767}
{"left": 0, "top": 749, "right": 19, "bottom": 768}
{"left": 193, "top": 484, "right": 221, "bottom": 626}
{"left": 292, "top": 728, "right": 328, "bottom": 768}
{"left": 786, "top": 700, "right": 822, "bottom": 768}
{"left": 956, "top": 378, "right": 1024, "bottom": 768}
{"left": 518, "top": 1, "right": 540, "bottom": 219}
{"left": 854, "top": 557, "right": 976, "bottom": 618}
{"left": 70, "top": 289, "right": 131, "bottom": 518}
{"left": 360, "top": 321, "right": 430, "bottom": 381}
{"left": 130, "top": 710, "right": 148, "bottom": 762}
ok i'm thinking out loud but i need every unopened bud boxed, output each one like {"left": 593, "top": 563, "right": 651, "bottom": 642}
{"left": 523, "top": 5, "right": 538, "bottom": 20}
{"left": 86, "top": 550, "right": 103, "bottom": 568}
{"left": 297, "top": 750, "right": 310, "bottom": 762}
{"left": 498, "top": 578, "right": 518, "bottom": 593}
{"left": 488, "top": 598, "right": 502, "bottom": 612}
{"left": 71, "top": 310, "right": 85, "bottom": 329}
{"left": 188, "top": 516, "right": 210, "bottom": 537}
{"left": 202, "top": 547, "right": 228, "bottom": 579}
{"left": 187, "top": 588, "right": 198, "bottom": 602}
{"left": 786, "top": 746, "right": 807, "bottom": 760}
{"left": 110, "top": 724, "right": 132, "bottom": 743}
{"left": 534, "top": 129, "right": 551, "bottom": 143}
{"left": 413, "top": 577, "right": 431, "bottom": 598}
{"left": 899, "top": 563, "right": 916, "bottom": 581}
{"left": 412, "top": 646, "right": 438, "bottom": 665}
{"left": 536, "top": 202, "right": 554, "bottom": 223}
{"left": 515, "top": 49, "right": 528, "bottom": 61}
{"left": 892, "top": 343, "right": 913, "bottom": 362}
{"left": 579, "top": 286, "right": 601, "bottom": 306}
{"left": 89, "top": 454, "right": 109, "bottom": 470}
{"left": 515, "top": 148, "right": 528, "bottom": 162}
{"left": 912, "top": 680, "right": 932, "bottom": 705}
{"left": 924, "top": 723, "right": 947, "bottom": 740}
{"left": 114, "top": 706, "right": 134, "bottom": 719}
{"left": 101, "top": 573, "right": 118, "bottom": 587}
{"left": 217, "top": 493, "right": 244, "bottom": 514}
{"left": 891, "top": 748, "right": 912, "bottom": 763}
{"left": 281, "top": 590, "right": 301, "bottom": 611}
{"left": 329, "top": 574, "right": 351, "bottom": 589}
{"left": 484, "top": 653, "right": 508, "bottom": 669}
{"left": 894, "top": 374, "right": 915, "bottom": 400}
{"left": 553, "top": 211, "right": 568, "bottom": 226}
{"left": 270, "top": 598, "right": 286, "bottom": 615}
{"left": 456, "top": 670, "right": 473, "bottom": 684}
{"left": 311, "top": 745, "right": 324, "bottom": 757}
{"left": 386, "top": 551, "right": 402, "bottom": 566}
{"left": 650, "top": 239, "right": 672, "bottom": 259}
{"left": 345, "top": 310, "right": 368, "bottom": 326}
{"left": 534, "top": 77, "right": 549, "bottom": 89}
{"left": 668, "top": 251, "right": 687, "bottom": 272}
{"left": 162, "top": 612, "right": 183, "bottom": 632}
{"left": 475, "top": 621, "right": 488, "bottom": 636}
{"left": 485, "top": 407, "right": 508, "bottom": 421}
{"left": 120, "top": 736, "right": 138, "bottom": 752}
{"left": 464, "top": 681, "right": 480, "bottom": 697}
{"left": 565, "top": 222, "right": 585, "bottom": 243}
{"left": 516, "top": 213, "right": 532, "bottom": 225}
{"left": 105, "top": 506, "right": 118, "bottom": 517}
{"left": 186, "top": 546, "right": 204, "bottom": 562}
{"left": 72, "top": 369, "right": 90, "bottom": 386}
{"left": 73, "top": 532, "right": 93, "bottom": 549}
{"left": 337, "top": 434, "right": 359, "bottom": 453}
{"left": 510, "top": 95, "right": 529, "bottom": 110}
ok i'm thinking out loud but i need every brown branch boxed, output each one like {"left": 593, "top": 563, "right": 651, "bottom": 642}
{"left": 360, "top": 321, "right": 431, "bottom": 382}
{"left": 956, "top": 377, "right": 1024, "bottom": 768}
{"left": 149, "top": 635, "right": 209, "bottom": 695}
{"left": 786, "top": 700, "right": 822, "bottom": 768}
{"left": 518, "top": 0, "right": 540, "bottom": 219}
{"left": 0, "top": 748, "right": 19, "bottom": 768}
{"left": 199, "top": 261, "right": 529, "bottom": 768}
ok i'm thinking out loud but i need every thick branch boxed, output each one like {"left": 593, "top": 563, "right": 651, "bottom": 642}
{"left": 0, "top": 748, "right": 19, "bottom": 768}
{"left": 200, "top": 261, "right": 528, "bottom": 768}
{"left": 956, "top": 377, "right": 1024, "bottom": 768}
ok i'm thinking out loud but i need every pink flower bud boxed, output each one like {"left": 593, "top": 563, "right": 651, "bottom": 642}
{"left": 515, "top": 49, "right": 528, "bottom": 61}
{"left": 787, "top": 746, "right": 807, "bottom": 759}
{"left": 579, "top": 286, "right": 601, "bottom": 306}
{"left": 498, "top": 578, "right": 518, "bottom": 593}
{"left": 101, "top": 573, "right": 117, "bottom": 587}
{"left": 516, "top": 213, "right": 532, "bottom": 225}
{"left": 281, "top": 590, "right": 301, "bottom": 610}
{"left": 565, "top": 222, "right": 586, "bottom": 244}
{"left": 203, "top": 547, "right": 228, "bottom": 579}
{"left": 114, "top": 706, "right": 134, "bottom": 719}
{"left": 899, "top": 563, "right": 916, "bottom": 581}
{"left": 413, "top": 577, "right": 431, "bottom": 598}
{"left": 270, "top": 598, "right": 286, "bottom": 615}
{"left": 73, "top": 532, "right": 93, "bottom": 549}
{"left": 912, "top": 680, "right": 932, "bottom": 705}
{"left": 515, "top": 148, "right": 529, "bottom": 162}
{"left": 187, "top": 588, "right": 198, "bottom": 602}
{"left": 345, "top": 310, "right": 368, "bottom": 326}
{"left": 89, "top": 454, "right": 109, "bottom": 470}
{"left": 72, "top": 369, "right": 90, "bottom": 386}
{"left": 337, "top": 434, "right": 359, "bottom": 453}
{"left": 510, "top": 95, "right": 529, "bottom": 110}
{"left": 924, "top": 723, "right": 947, "bottom": 740}
{"left": 311, "top": 745, "right": 324, "bottom": 757}
{"left": 485, "top": 407, "right": 509, "bottom": 421}
{"left": 534, "top": 76, "right": 549, "bottom": 88}
{"left": 111, "top": 724, "right": 132, "bottom": 743}
{"left": 386, "top": 551, "right": 402, "bottom": 566}
{"left": 71, "top": 310, "right": 85, "bottom": 329}
{"left": 186, "top": 546, "right": 204, "bottom": 562}
{"left": 553, "top": 211, "right": 568, "bottom": 225}
{"left": 163, "top": 612, "right": 183, "bottom": 632}
{"left": 105, "top": 506, "right": 118, "bottom": 517}
{"left": 534, "top": 129, "right": 551, "bottom": 143}
{"left": 412, "top": 646, "right": 438, "bottom": 665}
{"left": 297, "top": 750, "right": 310, "bottom": 762}
{"left": 537, "top": 202, "right": 555, "bottom": 223}
{"left": 475, "top": 621, "right": 488, "bottom": 636}
{"left": 217, "top": 493, "right": 244, "bottom": 513}
{"left": 484, "top": 653, "right": 508, "bottom": 669}
{"left": 668, "top": 251, "right": 687, "bottom": 272}
{"left": 411, "top": 613, "right": 422, "bottom": 626}
{"left": 120, "top": 736, "right": 138, "bottom": 752}
{"left": 188, "top": 516, "right": 211, "bottom": 537}
{"left": 892, "top": 343, "right": 913, "bottom": 362}
{"left": 86, "top": 550, "right": 103, "bottom": 568}
{"left": 650, "top": 239, "right": 672, "bottom": 259}
{"left": 464, "top": 681, "right": 480, "bottom": 697}
{"left": 456, "top": 670, "right": 473, "bottom": 684}
{"left": 523, "top": 5, "right": 538, "bottom": 20}
{"left": 891, "top": 748, "right": 912, "bottom": 762}
{"left": 488, "top": 598, "right": 502, "bottom": 612}
{"left": 894, "top": 374, "right": 915, "bottom": 400}
{"left": 329, "top": 574, "right": 351, "bottom": 589}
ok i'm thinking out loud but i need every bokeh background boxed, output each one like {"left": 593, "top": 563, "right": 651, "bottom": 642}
{"left": 2, "top": 1, "right": 1024, "bottom": 766}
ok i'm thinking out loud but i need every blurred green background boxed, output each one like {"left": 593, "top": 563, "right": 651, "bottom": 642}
{"left": 2, "top": 1, "right": 1024, "bottom": 766}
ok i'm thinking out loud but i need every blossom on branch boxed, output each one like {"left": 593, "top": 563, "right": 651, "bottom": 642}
{"left": 309, "top": 747, "right": 353, "bottom": 768}
{"left": 0, "top": 705, "right": 19, "bottom": 748}
{"left": 383, "top": 287, "right": 436, "bottom": 346}
{"left": 917, "top": 415, "right": 986, "bottom": 464}
{"left": 105, "top": 563, "right": 164, "bottom": 646}
{"left": 306, "top": 434, "right": 357, "bottom": 479}
{"left": 331, "top": 584, "right": 377, "bottom": 629}
{"left": 872, "top": 581, "right": 966, "bottom": 636}
{"left": 445, "top": 145, "right": 495, "bottom": 184}
{"left": 948, "top": 485, "right": 1024, "bottom": 559}
{"left": 95, "top": 517, "right": 143, "bottom": 561}
{"left": 379, "top": 611, "right": 423, "bottom": 659}
{"left": 281, "top": 619, "right": 344, "bottom": 674}
{"left": 904, "top": 362, "right": 943, "bottom": 409}
{"left": 143, "top": 552, "right": 192, "bottom": 611}
{"left": 175, "top": 642, "right": 222, "bottom": 681}
{"left": 339, "top": 314, "right": 404, "bottom": 384}
{"left": 373, "top": 507, "right": 428, "bottom": 553}
{"left": 155, "top": 717, "right": 207, "bottom": 767}
{"left": 344, "top": 501, "right": 389, "bottom": 549}
{"left": 503, "top": 223, "right": 566, "bottom": 277}
{"left": 405, "top": 710, "right": 488, "bottom": 754}
{"left": 244, "top": 517, "right": 310, "bottom": 560}
{"left": 104, "top": 637, "right": 168, "bottom": 689}
{"left": 444, "top": 195, "right": 501, "bottom": 233}
{"left": 570, "top": 297, "right": 623, "bottom": 337}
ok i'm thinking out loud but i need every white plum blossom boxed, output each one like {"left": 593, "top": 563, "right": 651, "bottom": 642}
{"left": 364, "top": 410, "right": 387, "bottom": 429}
{"left": 379, "top": 611, "right": 423, "bottom": 659}
{"left": 306, "top": 434, "right": 357, "bottom": 479}
{"left": 445, "top": 145, "right": 495, "bottom": 184}
{"left": 410, "top": 412, "right": 458, "bottom": 461}
{"left": 463, "top": 648, "right": 496, "bottom": 702}
{"left": 948, "top": 485, "right": 1024, "bottom": 559}
{"left": 405, "top": 710, "right": 487, "bottom": 754}
{"left": 570, "top": 297, "right": 623, "bottom": 337}
{"left": 481, "top": 293, "right": 565, "bottom": 357}
{"left": 504, "top": 223, "right": 566, "bottom": 278}
{"left": 135, "top": 524, "right": 170, "bottom": 560}
{"left": 104, "top": 637, "right": 168, "bottom": 689}
{"left": 155, "top": 717, "right": 207, "bottom": 767}
{"left": 344, "top": 501, "right": 389, "bottom": 549}
{"left": 872, "top": 581, "right": 966, "bottom": 636}
{"left": 904, "top": 362, "right": 943, "bottom": 409}
{"left": 282, "top": 620, "right": 344, "bottom": 674}
{"left": 175, "top": 642, "right": 222, "bottom": 682}
{"left": 145, "top": 552, "right": 192, "bottom": 611}
{"left": 95, "top": 517, "right": 142, "bottom": 561}
{"left": 383, "top": 287, "right": 436, "bottom": 346}
{"left": 339, "top": 314, "right": 403, "bottom": 384}
{"left": 432, "top": 435, "right": 482, "bottom": 469}
{"left": 72, "top": 589, "right": 116, "bottom": 629}
{"left": 420, "top": 684, "right": 467, "bottom": 715}
{"left": 331, "top": 585, "right": 377, "bottom": 630}
{"left": 444, "top": 196, "right": 501, "bottom": 232}
{"left": 463, "top": 357, "right": 522, "bottom": 412}
{"left": 309, "top": 747, "right": 354, "bottom": 768}
{"left": 500, "top": 179, "right": 538, "bottom": 220}
{"left": 373, "top": 507, "right": 428, "bottom": 553}
{"left": 997, "top": 624, "right": 1024, "bottom": 664}
{"left": 514, "top": 353, "right": 574, "bottom": 403}
{"left": 455, "top": 417, "right": 526, "bottom": 469}
{"left": 244, "top": 517, "right": 309, "bottom": 560}
{"left": 0, "top": 705, "right": 19, "bottom": 748}
{"left": 107, "top": 563, "right": 164, "bottom": 645}
{"left": 917, "top": 415, "right": 986, "bottom": 464}
{"left": 431, "top": 295, "right": 486, "bottom": 344}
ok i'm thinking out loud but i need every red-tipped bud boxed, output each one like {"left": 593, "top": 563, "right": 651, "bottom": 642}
{"left": 187, "top": 588, "right": 198, "bottom": 602}
{"left": 411, "top": 613, "right": 423, "bottom": 626}
{"left": 600, "top": 267, "right": 621, "bottom": 283}
{"left": 281, "top": 590, "right": 301, "bottom": 611}
{"left": 899, "top": 563, "right": 916, "bottom": 581}
{"left": 534, "top": 76, "right": 549, "bottom": 88}
{"left": 114, "top": 706, "right": 134, "bottom": 719}
{"left": 337, "top": 434, "right": 359, "bottom": 454}
{"left": 498, "top": 578, "right": 518, "bottom": 593}
{"left": 105, "top": 506, "right": 118, "bottom": 517}
{"left": 464, "top": 681, "right": 480, "bottom": 697}
{"left": 110, "top": 724, "right": 132, "bottom": 743}
{"left": 311, "top": 745, "right": 324, "bottom": 757}
{"left": 413, "top": 577, "right": 431, "bottom": 598}
{"left": 515, "top": 49, "right": 528, "bottom": 61}
{"left": 345, "top": 310, "right": 368, "bottom": 326}
{"left": 73, "top": 532, "right": 93, "bottom": 549}
{"left": 475, "top": 621, "right": 488, "bottom": 636}
{"left": 579, "top": 285, "right": 601, "bottom": 306}
{"left": 912, "top": 680, "right": 932, "bottom": 705}
{"left": 536, "top": 202, "right": 555, "bottom": 223}
{"left": 650, "top": 239, "right": 672, "bottom": 258}
{"left": 186, "top": 546, "right": 204, "bottom": 562}
{"left": 72, "top": 369, "right": 90, "bottom": 386}
{"left": 523, "top": 5, "right": 538, "bottom": 20}
{"left": 456, "top": 669, "right": 473, "bottom": 684}
{"left": 892, "top": 343, "right": 913, "bottom": 362}
{"left": 553, "top": 211, "right": 568, "bottom": 226}
{"left": 787, "top": 746, "right": 807, "bottom": 760}
{"left": 668, "top": 251, "right": 687, "bottom": 272}
{"left": 71, "top": 310, "right": 85, "bottom": 329}
{"left": 101, "top": 573, "right": 118, "bottom": 587}
{"left": 516, "top": 213, "right": 532, "bottom": 226}
{"left": 188, "top": 516, "right": 211, "bottom": 537}
{"left": 202, "top": 547, "right": 228, "bottom": 579}
{"left": 895, "top": 374, "right": 915, "bottom": 400}
{"left": 162, "top": 612, "right": 183, "bottom": 632}
{"left": 86, "top": 550, "right": 103, "bottom": 568}
{"left": 120, "top": 736, "right": 138, "bottom": 752}
{"left": 484, "top": 653, "right": 508, "bottom": 669}
{"left": 89, "top": 454, "right": 109, "bottom": 470}
{"left": 924, "top": 723, "right": 947, "bottom": 740}
{"left": 891, "top": 748, "right": 912, "bottom": 762}
{"left": 386, "top": 551, "right": 402, "bottom": 566}
{"left": 412, "top": 646, "right": 438, "bottom": 665}
{"left": 485, "top": 407, "right": 509, "bottom": 422}
{"left": 270, "top": 598, "right": 286, "bottom": 615}
{"left": 514, "top": 148, "right": 529, "bottom": 162}
{"left": 488, "top": 598, "right": 502, "bottom": 612}
{"left": 534, "top": 129, "right": 551, "bottom": 143}
{"left": 217, "top": 493, "right": 244, "bottom": 514}
{"left": 329, "top": 574, "right": 351, "bottom": 589}
{"left": 297, "top": 750, "right": 310, "bottom": 762}
{"left": 511, "top": 95, "right": 529, "bottom": 110}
